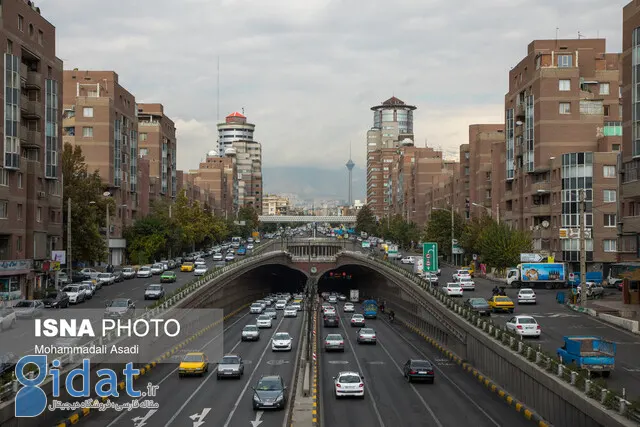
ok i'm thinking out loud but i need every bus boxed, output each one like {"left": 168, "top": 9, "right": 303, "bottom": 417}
{"left": 362, "top": 299, "right": 378, "bottom": 319}
{"left": 607, "top": 262, "right": 640, "bottom": 287}
{"left": 231, "top": 236, "right": 242, "bottom": 248}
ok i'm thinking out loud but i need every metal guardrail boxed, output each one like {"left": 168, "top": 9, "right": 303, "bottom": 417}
{"left": 339, "top": 250, "right": 639, "bottom": 422}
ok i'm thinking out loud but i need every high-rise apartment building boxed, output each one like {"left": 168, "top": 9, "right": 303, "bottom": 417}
{"left": 366, "top": 97, "right": 416, "bottom": 219}
{"left": 503, "top": 39, "right": 620, "bottom": 267}
{"left": 62, "top": 70, "right": 139, "bottom": 265}
{"left": 190, "top": 151, "right": 236, "bottom": 217}
{"left": 217, "top": 111, "right": 255, "bottom": 154}
{"left": 468, "top": 124, "right": 505, "bottom": 220}
{"left": 0, "top": 0, "right": 63, "bottom": 299}
{"left": 137, "top": 103, "right": 177, "bottom": 202}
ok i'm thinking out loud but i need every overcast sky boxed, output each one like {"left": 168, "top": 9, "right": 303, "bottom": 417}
{"left": 44, "top": 0, "right": 629, "bottom": 172}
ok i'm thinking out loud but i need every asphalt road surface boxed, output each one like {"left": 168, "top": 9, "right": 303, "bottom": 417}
{"left": 318, "top": 300, "right": 532, "bottom": 427}
{"left": 81, "top": 305, "right": 304, "bottom": 427}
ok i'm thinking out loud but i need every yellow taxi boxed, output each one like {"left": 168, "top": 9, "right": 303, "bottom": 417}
{"left": 178, "top": 352, "right": 208, "bottom": 377}
{"left": 487, "top": 295, "right": 514, "bottom": 313}
{"left": 180, "top": 262, "right": 195, "bottom": 272}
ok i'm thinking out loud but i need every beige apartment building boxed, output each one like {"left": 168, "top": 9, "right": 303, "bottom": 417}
{"left": 262, "top": 194, "right": 290, "bottom": 216}
{"left": 138, "top": 103, "right": 177, "bottom": 202}
{"left": 190, "top": 151, "right": 236, "bottom": 217}
{"left": 0, "top": 0, "right": 64, "bottom": 299}
{"left": 468, "top": 125, "right": 505, "bottom": 220}
{"left": 62, "top": 70, "right": 139, "bottom": 265}
{"left": 231, "top": 139, "right": 262, "bottom": 213}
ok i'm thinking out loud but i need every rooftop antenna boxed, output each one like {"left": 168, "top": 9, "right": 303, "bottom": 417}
{"left": 578, "top": 31, "right": 582, "bottom": 39}
{"left": 217, "top": 55, "right": 220, "bottom": 122}
{"left": 555, "top": 27, "right": 559, "bottom": 44}
{"left": 242, "top": 107, "right": 245, "bottom": 115}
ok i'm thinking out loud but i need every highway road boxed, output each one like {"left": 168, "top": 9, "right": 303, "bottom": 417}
{"left": 81, "top": 305, "right": 304, "bottom": 427}
{"left": 318, "top": 300, "right": 532, "bottom": 427}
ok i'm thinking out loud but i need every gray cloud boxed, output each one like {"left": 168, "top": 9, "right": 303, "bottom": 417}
{"left": 42, "top": 0, "right": 628, "bottom": 172}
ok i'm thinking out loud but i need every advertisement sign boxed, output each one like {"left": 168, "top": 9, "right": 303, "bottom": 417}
{"left": 51, "top": 251, "right": 66, "bottom": 265}
{"left": 520, "top": 263, "right": 565, "bottom": 282}
{"left": 361, "top": 241, "right": 370, "bottom": 248}
{"left": 520, "top": 253, "right": 543, "bottom": 263}
{"left": 423, "top": 242, "right": 438, "bottom": 273}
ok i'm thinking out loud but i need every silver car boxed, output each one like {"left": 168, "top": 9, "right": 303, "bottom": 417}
{"left": 241, "top": 324, "right": 260, "bottom": 341}
{"left": 216, "top": 354, "right": 244, "bottom": 379}
{"left": 96, "top": 272, "right": 115, "bottom": 287}
{"left": 357, "top": 328, "right": 377, "bottom": 344}
{"left": 265, "top": 308, "right": 277, "bottom": 319}
{"left": 13, "top": 300, "right": 44, "bottom": 319}
{"left": 324, "top": 333, "right": 345, "bottom": 352}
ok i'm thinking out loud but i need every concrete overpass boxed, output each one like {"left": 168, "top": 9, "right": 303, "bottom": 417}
{"left": 258, "top": 215, "right": 356, "bottom": 223}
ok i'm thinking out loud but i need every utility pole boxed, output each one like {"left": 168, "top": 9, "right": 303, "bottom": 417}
{"left": 106, "top": 204, "right": 110, "bottom": 265}
{"left": 579, "top": 189, "right": 587, "bottom": 308}
{"left": 451, "top": 207, "right": 455, "bottom": 266}
{"left": 67, "top": 197, "right": 72, "bottom": 279}
{"left": 496, "top": 204, "right": 500, "bottom": 225}
{"left": 168, "top": 204, "right": 172, "bottom": 259}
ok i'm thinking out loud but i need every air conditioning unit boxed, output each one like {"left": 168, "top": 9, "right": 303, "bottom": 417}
{"left": 37, "top": 191, "right": 46, "bottom": 198}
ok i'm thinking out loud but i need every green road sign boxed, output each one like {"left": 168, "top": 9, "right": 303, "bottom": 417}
{"left": 423, "top": 242, "right": 438, "bottom": 272}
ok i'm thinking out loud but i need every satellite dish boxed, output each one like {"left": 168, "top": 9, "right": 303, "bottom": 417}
{"left": 542, "top": 220, "right": 550, "bottom": 229}
{"left": 103, "top": 191, "right": 111, "bottom": 197}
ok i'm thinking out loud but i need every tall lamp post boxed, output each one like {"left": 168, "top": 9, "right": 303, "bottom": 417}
{"left": 470, "top": 202, "right": 500, "bottom": 224}
{"left": 90, "top": 191, "right": 113, "bottom": 265}
{"left": 431, "top": 207, "right": 455, "bottom": 265}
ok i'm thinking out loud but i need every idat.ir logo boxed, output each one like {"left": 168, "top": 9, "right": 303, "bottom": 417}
{"left": 15, "top": 355, "right": 141, "bottom": 417}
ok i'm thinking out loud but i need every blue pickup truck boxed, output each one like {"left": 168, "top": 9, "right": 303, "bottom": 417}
{"left": 557, "top": 336, "right": 616, "bottom": 377}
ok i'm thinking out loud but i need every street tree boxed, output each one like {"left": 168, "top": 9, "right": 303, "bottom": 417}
{"left": 62, "top": 143, "right": 113, "bottom": 265}
{"left": 355, "top": 205, "right": 377, "bottom": 236}
{"left": 377, "top": 215, "right": 420, "bottom": 249}
{"left": 236, "top": 205, "right": 259, "bottom": 237}
{"left": 422, "top": 209, "right": 464, "bottom": 261}
{"left": 460, "top": 214, "right": 494, "bottom": 256}
{"left": 477, "top": 222, "right": 533, "bottom": 271}
{"left": 123, "top": 215, "right": 169, "bottom": 265}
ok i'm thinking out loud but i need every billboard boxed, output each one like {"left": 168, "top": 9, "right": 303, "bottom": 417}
{"left": 520, "top": 263, "right": 565, "bottom": 282}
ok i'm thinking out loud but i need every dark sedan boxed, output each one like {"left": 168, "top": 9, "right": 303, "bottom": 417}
{"left": 403, "top": 359, "right": 435, "bottom": 383}
{"left": 464, "top": 297, "right": 491, "bottom": 316}
{"left": 252, "top": 375, "right": 287, "bottom": 410}
{"left": 42, "top": 292, "right": 70, "bottom": 309}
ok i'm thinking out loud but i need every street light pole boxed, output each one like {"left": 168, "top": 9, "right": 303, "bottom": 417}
{"left": 106, "top": 203, "right": 110, "bottom": 265}
{"left": 450, "top": 207, "right": 455, "bottom": 266}
{"left": 579, "top": 189, "right": 587, "bottom": 308}
{"left": 67, "top": 197, "right": 72, "bottom": 280}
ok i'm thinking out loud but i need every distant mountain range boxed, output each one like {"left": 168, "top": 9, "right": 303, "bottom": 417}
{"left": 263, "top": 166, "right": 366, "bottom": 201}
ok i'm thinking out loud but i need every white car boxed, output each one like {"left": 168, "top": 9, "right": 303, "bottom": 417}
{"left": 334, "top": 371, "right": 365, "bottom": 398}
{"left": 328, "top": 295, "right": 337, "bottom": 303}
{"left": 225, "top": 253, "right": 235, "bottom": 261}
{"left": 256, "top": 315, "right": 272, "bottom": 328}
{"left": 324, "top": 306, "right": 336, "bottom": 316}
{"left": 283, "top": 306, "right": 298, "bottom": 317}
{"left": 62, "top": 285, "right": 85, "bottom": 304}
{"left": 271, "top": 332, "right": 293, "bottom": 351}
{"left": 291, "top": 302, "right": 302, "bottom": 311}
{"left": 194, "top": 258, "right": 206, "bottom": 266}
{"left": 96, "top": 272, "right": 115, "bottom": 287}
{"left": 275, "top": 300, "right": 287, "bottom": 310}
{"left": 458, "top": 279, "right": 475, "bottom": 290}
{"left": 444, "top": 282, "right": 463, "bottom": 297}
{"left": 213, "top": 253, "right": 223, "bottom": 261}
{"left": 250, "top": 303, "right": 264, "bottom": 314}
{"left": 400, "top": 257, "right": 415, "bottom": 264}
{"left": 505, "top": 315, "right": 541, "bottom": 338}
{"left": 517, "top": 288, "right": 536, "bottom": 304}
{"left": 137, "top": 267, "right": 153, "bottom": 278}
{"left": 150, "top": 263, "right": 164, "bottom": 275}
{"left": 193, "top": 265, "right": 207, "bottom": 276}
{"left": 424, "top": 273, "right": 439, "bottom": 284}
{"left": 452, "top": 270, "right": 471, "bottom": 281}
{"left": 246, "top": 243, "right": 254, "bottom": 250}
{"left": 343, "top": 302, "right": 355, "bottom": 312}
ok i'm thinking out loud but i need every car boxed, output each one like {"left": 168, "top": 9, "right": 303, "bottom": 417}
{"left": 444, "top": 282, "right": 464, "bottom": 297}
{"left": 96, "top": 272, "right": 115, "bottom": 287}
{"left": 42, "top": 291, "right": 70, "bottom": 309}
{"left": 225, "top": 253, "right": 235, "bottom": 262}
{"left": 137, "top": 266, "right": 153, "bottom": 278}
{"left": 160, "top": 271, "right": 177, "bottom": 283}
{"left": 458, "top": 278, "right": 475, "bottom": 291}
{"left": 487, "top": 295, "right": 515, "bottom": 313}
{"left": 111, "top": 269, "right": 125, "bottom": 282}
{"left": 180, "top": 262, "right": 195, "bottom": 272}
{"left": 194, "top": 265, "right": 207, "bottom": 276}
{"left": 403, "top": 359, "right": 435, "bottom": 383}
{"left": 275, "top": 300, "right": 287, "bottom": 310}
{"left": 255, "top": 300, "right": 267, "bottom": 310}
{"left": 517, "top": 288, "right": 536, "bottom": 304}
{"left": 283, "top": 306, "right": 297, "bottom": 317}
{"left": 246, "top": 243, "right": 254, "bottom": 250}
{"left": 122, "top": 267, "right": 137, "bottom": 279}
{"left": 356, "top": 328, "right": 376, "bottom": 344}
{"left": 324, "top": 333, "right": 345, "bottom": 352}
{"left": 328, "top": 295, "right": 337, "bottom": 303}
{"left": 324, "top": 313, "right": 339, "bottom": 327}
{"left": 62, "top": 285, "right": 85, "bottom": 304}
{"left": 350, "top": 314, "right": 365, "bottom": 327}
{"left": 343, "top": 302, "right": 355, "bottom": 312}
{"left": 338, "top": 294, "right": 347, "bottom": 301}
{"left": 256, "top": 315, "right": 272, "bottom": 328}
{"left": 216, "top": 354, "right": 244, "bottom": 379}
{"left": 213, "top": 253, "right": 224, "bottom": 261}
{"left": 179, "top": 352, "right": 209, "bottom": 377}
{"left": 247, "top": 237, "right": 254, "bottom": 243}
{"left": 333, "top": 371, "right": 365, "bottom": 398}
{"left": 452, "top": 270, "right": 471, "bottom": 281}
{"left": 78, "top": 282, "right": 95, "bottom": 299}
{"left": 0, "top": 305, "right": 16, "bottom": 330}
{"left": 144, "top": 284, "right": 165, "bottom": 300}
{"left": 252, "top": 375, "right": 287, "bottom": 410}
{"left": 194, "top": 258, "right": 206, "bottom": 266}
{"left": 242, "top": 324, "right": 260, "bottom": 341}
{"left": 400, "top": 256, "right": 415, "bottom": 264}
{"left": 272, "top": 332, "right": 293, "bottom": 351}
{"left": 505, "top": 315, "right": 541, "bottom": 338}
{"left": 291, "top": 302, "right": 302, "bottom": 311}
{"left": 424, "top": 272, "right": 439, "bottom": 284}
{"left": 13, "top": 300, "right": 44, "bottom": 319}
{"left": 265, "top": 308, "right": 277, "bottom": 319}
{"left": 104, "top": 298, "right": 135, "bottom": 319}
{"left": 150, "top": 263, "right": 164, "bottom": 275}
{"left": 250, "top": 303, "right": 264, "bottom": 314}
{"left": 463, "top": 298, "right": 491, "bottom": 316}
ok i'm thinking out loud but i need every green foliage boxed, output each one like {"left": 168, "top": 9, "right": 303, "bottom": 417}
{"left": 62, "top": 143, "right": 112, "bottom": 264}
{"left": 421, "top": 209, "right": 465, "bottom": 259}
{"left": 260, "top": 222, "right": 279, "bottom": 233}
{"left": 355, "top": 205, "right": 377, "bottom": 236}
{"left": 377, "top": 214, "right": 420, "bottom": 249}
{"left": 460, "top": 215, "right": 494, "bottom": 256}
{"left": 477, "top": 222, "right": 533, "bottom": 270}
{"left": 235, "top": 205, "right": 259, "bottom": 237}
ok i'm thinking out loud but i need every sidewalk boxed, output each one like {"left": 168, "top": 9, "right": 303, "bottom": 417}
{"left": 566, "top": 297, "right": 640, "bottom": 334}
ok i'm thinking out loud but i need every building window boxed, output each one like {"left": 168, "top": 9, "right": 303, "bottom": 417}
{"left": 37, "top": 30, "right": 43, "bottom": 45}
{"left": 603, "top": 239, "right": 617, "bottom": 252}
{"left": 17, "top": 204, "right": 22, "bottom": 220}
{"left": 559, "top": 79, "right": 571, "bottom": 91}
{"left": 36, "top": 207, "right": 41, "bottom": 222}
{"left": 18, "top": 15, "right": 23, "bottom": 32}
{"left": 485, "top": 189, "right": 491, "bottom": 199}
{"left": 603, "top": 121, "right": 622, "bottom": 136}
{"left": 603, "top": 165, "right": 616, "bottom": 178}
{"left": 4, "top": 54, "right": 19, "bottom": 170}
{"left": 0, "top": 200, "right": 7, "bottom": 218}
{"left": 464, "top": 152, "right": 470, "bottom": 159}
{"left": 600, "top": 83, "right": 610, "bottom": 95}
{"left": 464, "top": 167, "right": 469, "bottom": 175}
{"left": 603, "top": 189, "right": 616, "bottom": 203}
{"left": 17, "top": 172, "right": 22, "bottom": 188}
{"left": 0, "top": 168, "right": 7, "bottom": 186}
{"left": 612, "top": 144, "right": 621, "bottom": 151}
{"left": 5, "top": 39, "right": 11, "bottom": 54}
{"left": 580, "top": 100, "right": 603, "bottom": 115}
{"left": 45, "top": 79, "right": 59, "bottom": 179}
{"left": 83, "top": 107, "right": 94, "bottom": 118}
{"left": 139, "top": 133, "right": 148, "bottom": 141}
{"left": 604, "top": 105, "right": 610, "bottom": 116}
{"left": 604, "top": 214, "right": 616, "bottom": 227}
{"left": 83, "top": 127, "right": 93, "bottom": 138}
{"left": 557, "top": 54, "right": 572, "bottom": 68}
{"left": 559, "top": 102, "right": 571, "bottom": 114}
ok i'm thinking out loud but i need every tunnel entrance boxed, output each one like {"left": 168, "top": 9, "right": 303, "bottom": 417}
{"left": 317, "top": 265, "right": 387, "bottom": 300}
{"left": 238, "top": 264, "right": 308, "bottom": 295}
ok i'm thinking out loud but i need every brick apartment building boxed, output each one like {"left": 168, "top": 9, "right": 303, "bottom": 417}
{"left": 191, "top": 151, "right": 237, "bottom": 217}
{"left": 0, "top": 0, "right": 63, "bottom": 299}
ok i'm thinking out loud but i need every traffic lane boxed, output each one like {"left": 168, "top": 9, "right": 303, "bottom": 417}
{"left": 376, "top": 315, "right": 533, "bottom": 427}
{"left": 79, "top": 310, "right": 252, "bottom": 427}
{"left": 167, "top": 312, "right": 305, "bottom": 427}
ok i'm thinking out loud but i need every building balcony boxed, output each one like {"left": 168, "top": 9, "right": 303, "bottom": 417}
{"left": 515, "top": 103, "right": 525, "bottom": 119}
{"left": 26, "top": 72, "right": 42, "bottom": 89}
{"left": 622, "top": 179, "right": 640, "bottom": 201}
{"left": 622, "top": 216, "right": 640, "bottom": 234}
{"left": 529, "top": 204, "right": 552, "bottom": 216}
{"left": 21, "top": 100, "right": 41, "bottom": 119}
{"left": 530, "top": 180, "right": 551, "bottom": 193}
{"left": 531, "top": 226, "right": 553, "bottom": 239}
{"left": 20, "top": 127, "right": 41, "bottom": 148}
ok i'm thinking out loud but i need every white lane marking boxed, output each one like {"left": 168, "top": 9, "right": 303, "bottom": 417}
{"left": 105, "top": 312, "right": 249, "bottom": 427}
{"left": 337, "top": 315, "right": 386, "bottom": 427}
{"left": 222, "top": 316, "right": 287, "bottom": 427}
{"left": 376, "top": 339, "right": 444, "bottom": 427}
{"left": 383, "top": 319, "right": 502, "bottom": 427}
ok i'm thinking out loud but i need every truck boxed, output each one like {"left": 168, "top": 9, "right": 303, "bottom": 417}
{"left": 567, "top": 271, "right": 603, "bottom": 286}
{"left": 506, "top": 262, "right": 566, "bottom": 289}
{"left": 413, "top": 258, "right": 424, "bottom": 275}
{"left": 557, "top": 336, "right": 616, "bottom": 377}
{"left": 349, "top": 289, "right": 359, "bottom": 303}
{"left": 362, "top": 299, "right": 378, "bottom": 319}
